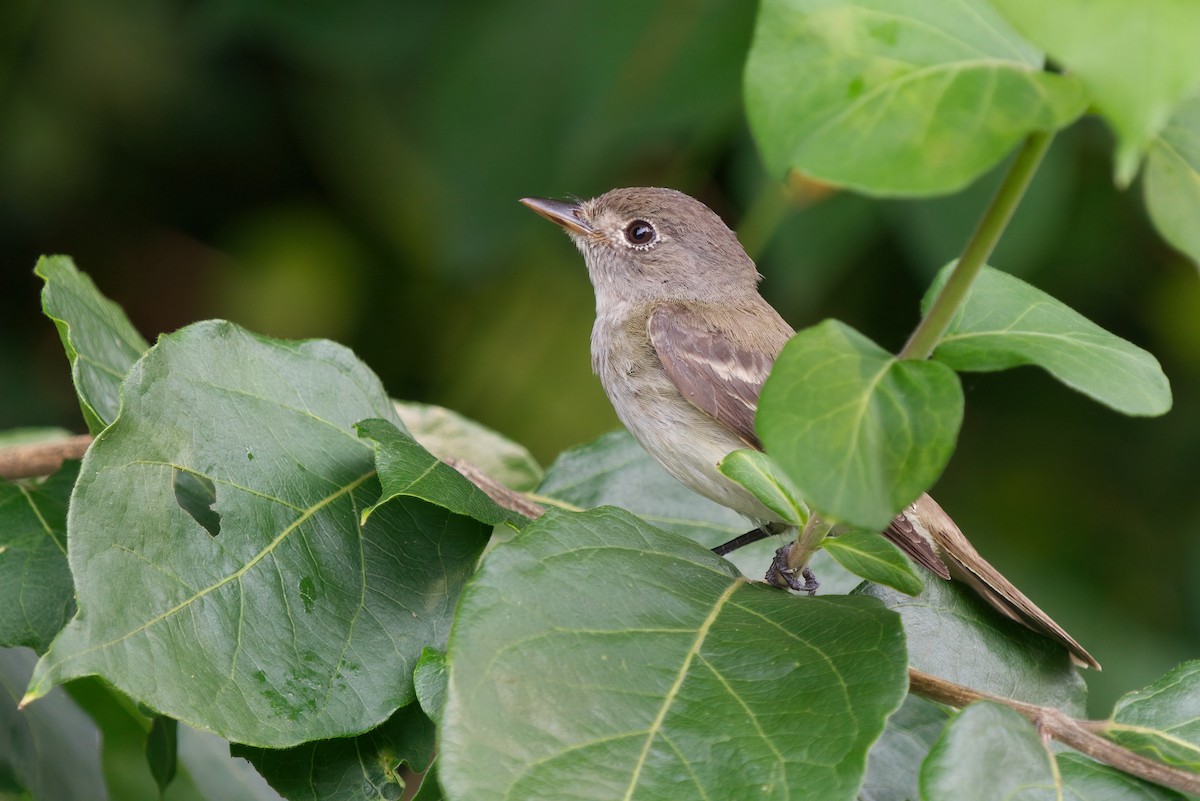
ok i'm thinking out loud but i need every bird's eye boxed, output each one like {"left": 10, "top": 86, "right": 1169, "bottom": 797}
{"left": 624, "top": 220, "right": 657, "bottom": 247}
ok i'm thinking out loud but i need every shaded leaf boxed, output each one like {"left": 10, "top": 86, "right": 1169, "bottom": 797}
{"left": 823, "top": 530, "right": 923, "bottom": 596}
{"left": 440, "top": 507, "right": 908, "bottom": 801}
{"left": 234, "top": 702, "right": 435, "bottom": 801}
{"left": 1145, "top": 94, "right": 1200, "bottom": 272}
{"left": 35, "top": 255, "right": 150, "bottom": 433}
{"left": 859, "top": 577, "right": 1086, "bottom": 714}
{"left": 920, "top": 701, "right": 1057, "bottom": 800}
{"left": 0, "top": 646, "right": 106, "bottom": 801}
{"left": 718, "top": 448, "right": 808, "bottom": 526}
{"left": 758, "top": 319, "right": 963, "bottom": 530}
{"left": 0, "top": 463, "right": 78, "bottom": 652}
{"left": 744, "top": 0, "right": 1085, "bottom": 195}
{"left": 413, "top": 648, "right": 447, "bottom": 724}
{"left": 146, "top": 714, "right": 178, "bottom": 795}
{"left": 1103, "top": 660, "right": 1200, "bottom": 771}
{"left": 356, "top": 417, "right": 520, "bottom": 527}
{"left": 24, "top": 321, "right": 492, "bottom": 747}
{"left": 860, "top": 695, "right": 950, "bottom": 801}
{"left": 394, "top": 401, "right": 543, "bottom": 491}
{"left": 1057, "top": 752, "right": 1186, "bottom": 801}
{"left": 927, "top": 265, "right": 1172, "bottom": 416}
{"left": 990, "top": 0, "right": 1200, "bottom": 184}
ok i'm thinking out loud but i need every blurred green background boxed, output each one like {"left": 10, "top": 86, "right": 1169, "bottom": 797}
{"left": 1, "top": 0, "right": 1196, "bottom": 713}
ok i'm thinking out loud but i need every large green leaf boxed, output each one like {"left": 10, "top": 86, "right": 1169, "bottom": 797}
{"left": 919, "top": 701, "right": 1057, "bottom": 801}
{"left": 744, "top": 0, "right": 1085, "bottom": 195}
{"left": 0, "top": 464, "right": 77, "bottom": 652}
{"left": 234, "top": 702, "right": 435, "bottom": 801}
{"left": 758, "top": 320, "right": 963, "bottom": 530}
{"left": 35, "top": 255, "right": 150, "bottom": 433}
{"left": 859, "top": 695, "right": 950, "bottom": 801}
{"left": 1057, "top": 753, "right": 1186, "bottom": 801}
{"left": 1145, "top": 94, "right": 1200, "bottom": 272}
{"left": 990, "top": 0, "right": 1200, "bottom": 185}
{"left": 439, "top": 507, "right": 908, "bottom": 801}
{"left": 0, "top": 646, "right": 106, "bottom": 801}
{"left": 860, "top": 578, "right": 1086, "bottom": 714}
{"left": 1103, "top": 660, "right": 1200, "bottom": 771}
{"left": 23, "top": 321, "right": 492, "bottom": 747}
{"left": 926, "top": 265, "right": 1172, "bottom": 416}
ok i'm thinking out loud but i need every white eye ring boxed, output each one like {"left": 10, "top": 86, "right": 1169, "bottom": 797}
{"left": 623, "top": 219, "right": 658, "bottom": 250}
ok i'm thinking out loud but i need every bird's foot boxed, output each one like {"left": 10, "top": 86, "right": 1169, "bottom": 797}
{"left": 765, "top": 545, "right": 819, "bottom": 595}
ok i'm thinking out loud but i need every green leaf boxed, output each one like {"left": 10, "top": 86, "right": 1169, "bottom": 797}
{"left": 439, "top": 507, "right": 908, "bottom": 801}
{"left": 822, "top": 530, "right": 923, "bottom": 596}
{"left": 356, "top": 417, "right": 521, "bottom": 527}
{"left": 1057, "top": 752, "right": 1187, "bottom": 801}
{"left": 717, "top": 448, "right": 808, "bottom": 526}
{"left": 146, "top": 714, "right": 179, "bottom": 795}
{"left": 0, "top": 463, "right": 77, "bottom": 652}
{"left": 394, "top": 401, "right": 543, "bottom": 491}
{"left": 990, "top": 0, "right": 1200, "bottom": 185}
{"left": 926, "top": 265, "right": 1172, "bottom": 416}
{"left": 537, "top": 431, "right": 863, "bottom": 593}
{"left": 919, "top": 701, "right": 1057, "bottom": 801}
{"left": 413, "top": 648, "right": 448, "bottom": 724}
{"left": 35, "top": 255, "right": 150, "bottom": 433}
{"left": 744, "top": 0, "right": 1086, "bottom": 195}
{"left": 234, "top": 702, "right": 435, "bottom": 801}
{"left": 860, "top": 578, "right": 1086, "bottom": 713}
{"left": 860, "top": 695, "right": 950, "bottom": 801}
{"left": 758, "top": 320, "right": 964, "bottom": 530}
{"left": 0, "top": 646, "right": 106, "bottom": 801}
{"left": 1103, "top": 660, "right": 1200, "bottom": 770}
{"left": 1145, "top": 94, "right": 1200, "bottom": 272}
{"left": 23, "top": 321, "right": 492, "bottom": 747}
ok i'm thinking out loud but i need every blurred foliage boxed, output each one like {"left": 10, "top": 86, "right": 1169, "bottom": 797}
{"left": 0, "top": 0, "right": 1196, "bottom": 715}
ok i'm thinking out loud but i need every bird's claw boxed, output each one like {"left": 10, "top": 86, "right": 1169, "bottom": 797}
{"left": 765, "top": 545, "right": 819, "bottom": 595}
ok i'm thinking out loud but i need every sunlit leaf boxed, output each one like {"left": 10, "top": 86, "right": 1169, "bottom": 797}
{"left": 440, "top": 507, "right": 908, "bottom": 801}
{"left": 718, "top": 448, "right": 808, "bottom": 526}
{"left": 758, "top": 320, "right": 963, "bottom": 530}
{"left": 1103, "top": 660, "right": 1200, "bottom": 770}
{"left": 745, "top": 0, "right": 1085, "bottom": 195}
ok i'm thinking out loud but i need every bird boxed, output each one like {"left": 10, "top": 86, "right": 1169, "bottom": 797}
{"left": 520, "top": 186, "right": 1098, "bottom": 670}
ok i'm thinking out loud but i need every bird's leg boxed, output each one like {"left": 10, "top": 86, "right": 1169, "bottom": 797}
{"left": 765, "top": 544, "right": 819, "bottom": 595}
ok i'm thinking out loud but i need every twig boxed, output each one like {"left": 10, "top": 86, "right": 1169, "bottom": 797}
{"left": 909, "top": 668, "right": 1200, "bottom": 795}
{"left": 0, "top": 434, "right": 92, "bottom": 480}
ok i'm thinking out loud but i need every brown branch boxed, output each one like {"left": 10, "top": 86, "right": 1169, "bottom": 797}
{"left": 910, "top": 668, "right": 1200, "bottom": 795}
{"left": 0, "top": 434, "right": 92, "bottom": 480}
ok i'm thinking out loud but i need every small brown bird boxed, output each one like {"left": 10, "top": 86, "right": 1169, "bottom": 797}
{"left": 521, "top": 186, "right": 1098, "bottom": 670}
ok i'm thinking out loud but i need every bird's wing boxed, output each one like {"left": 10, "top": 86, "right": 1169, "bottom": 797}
{"left": 647, "top": 303, "right": 775, "bottom": 449}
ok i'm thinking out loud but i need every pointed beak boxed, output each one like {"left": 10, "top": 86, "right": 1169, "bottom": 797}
{"left": 519, "top": 196, "right": 593, "bottom": 236}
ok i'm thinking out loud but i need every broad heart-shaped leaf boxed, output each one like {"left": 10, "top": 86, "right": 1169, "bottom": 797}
{"left": 859, "top": 578, "right": 1086, "bottom": 714}
{"left": 0, "top": 646, "right": 106, "bottom": 801}
{"left": 23, "top": 321, "right": 493, "bottom": 747}
{"left": 0, "top": 463, "right": 77, "bottom": 652}
{"left": 822, "top": 530, "right": 923, "bottom": 596}
{"left": 233, "top": 701, "right": 436, "bottom": 801}
{"left": 744, "top": 0, "right": 1086, "bottom": 195}
{"left": 990, "top": 0, "right": 1200, "bottom": 185}
{"left": 1057, "top": 753, "right": 1187, "bottom": 801}
{"left": 393, "top": 400, "right": 543, "bottom": 491}
{"left": 925, "top": 265, "right": 1172, "bottom": 416}
{"left": 1102, "top": 661, "right": 1200, "bottom": 770}
{"left": 357, "top": 417, "right": 523, "bottom": 527}
{"left": 536, "top": 431, "right": 863, "bottom": 594}
{"left": 439, "top": 507, "right": 908, "bottom": 801}
{"left": 919, "top": 702, "right": 1057, "bottom": 801}
{"left": 718, "top": 448, "right": 809, "bottom": 526}
{"left": 35, "top": 255, "right": 150, "bottom": 433}
{"left": 1146, "top": 94, "right": 1200, "bottom": 272}
{"left": 758, "top": 320, "right": 964, "bottom": 530}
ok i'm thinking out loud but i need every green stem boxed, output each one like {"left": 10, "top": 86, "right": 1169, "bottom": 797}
{"left": 899, "top": 130, "right": 1055, "bottom": 361}
{"left": 786, "top": 513, "right": 833, "bottom": 571}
